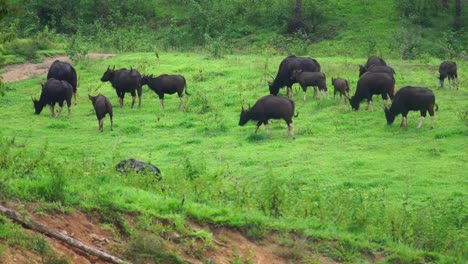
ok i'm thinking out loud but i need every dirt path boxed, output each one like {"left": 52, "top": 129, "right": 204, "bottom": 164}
{"left": 0, "top": 54, "right": 115, "bottom": 82}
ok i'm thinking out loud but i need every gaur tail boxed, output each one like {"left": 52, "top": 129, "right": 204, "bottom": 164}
{"left": 184, "top": 78, "right": 190, "bottom": 95}
{"left": 290, "top": 99, "right": 299, "bottom": 117}
{"left": 435, "top": 103, "right": 439, "bottom": 111}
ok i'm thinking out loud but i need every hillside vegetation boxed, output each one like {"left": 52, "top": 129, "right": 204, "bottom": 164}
{"left": 0, "top": 0, "right": 466, "bottom": 65}
{"left": 0, "top": 0, "right": 467, "bottom": 263}
{"left": 0, "top": 52, "right": 467, "bottom": 263}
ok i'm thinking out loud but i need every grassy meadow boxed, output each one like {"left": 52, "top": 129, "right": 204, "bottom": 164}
{"left": 1, "top": 52, "right": 467, "bottom": 263}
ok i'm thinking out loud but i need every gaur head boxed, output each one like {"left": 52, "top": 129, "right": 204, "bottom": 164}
{"left": 349, "top": 96, "right": 359, "bottom": 110}
{"left": 32, "top": 97, "right": 43, "bottom": 114}
{"left": 382, "top": 104, "right": 395, "bottom": 125}
{"left": 268, "top": 81, "right": 279, "bottom": 96}
{"left": 238, "top": 105, "right": 250, "bottom": 126}
{"left": 140, "top": 74, "right": 153, "bottom": 86}
{"left": 100, "top": 66, "right": 115, "bottom": 82}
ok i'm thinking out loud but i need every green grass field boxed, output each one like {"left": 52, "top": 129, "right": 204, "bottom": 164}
{"left": 1, "top": 52, "right": 467, "bottom": 263}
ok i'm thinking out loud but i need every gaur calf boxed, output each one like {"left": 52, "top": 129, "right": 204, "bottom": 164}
{"left": 239, "top": 95, "right": 296, "bottom": 138}
{"left": 331, "top": 77, "right": 350, "bottom": 100}
{"left": 290, "top": 70, "right": 328, "bottom": 101}
{"left": 89, "top": 94, "right": 113, "bottom": 132}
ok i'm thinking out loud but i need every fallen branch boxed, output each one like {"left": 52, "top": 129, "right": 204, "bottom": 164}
{"left": 0, "top": 204, "right": 129, "bottom": 264}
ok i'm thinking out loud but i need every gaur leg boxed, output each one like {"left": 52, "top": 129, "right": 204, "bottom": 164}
{"left": 286, "top": 86, "right": 292, "bottom": 97}
{"left": 312, "top": 86, "right": 318, "bottom": 99}
{"left": 56, "top": 103, "right": 63, "bottom": 118}
{"left": 160, "top": 99, "right": 165, "bottom": 109}
{"left": 137, "top": 87, "right": 142, "bottom": 108}
{"left": 99, "top": 119, "right": 104, "bottom": 132}
{"left": 302, "top": 85, "right": 307, "bottom": 101}
{"left": 254, "top": 121, "right": 262, "bottom": 134}
{"left": 178, "top": 92, "right": 184, "bottom": 109}
{"left": 428, "top": 107, "right": 435, "bottom": 129}
{"left": 417, "top": 110, "right": 427, "bottom": 129}
{"left": 288, "top": 123, "right": 294, "bottom": 138}
{"left": 159, "top": 94, "right": 165, "bottom": 109}
{"left": 367, "top": 100, "right": 374, "bottom": 112}
{"left": 264, "top": 121, "right": 270, "bottom": 136}
{"left": 130, "top": 90, "right": 136, "bottom": 109}
{"left": 110, "top": 115, "right": 113, "bottom": 131}
{"left": 49, "top": 104, "right": 54, "bottom": 117}
{"left": 73, "top": 92, "right": 77, "bottom": 105}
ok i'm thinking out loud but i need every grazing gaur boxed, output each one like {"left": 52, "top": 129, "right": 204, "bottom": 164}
{"left": 359, "top": 55, "right": 388, "bottom": 77}
{"left": 350, "top": 72, "right": 395, "bottom": 111}
{"left": 32, "top": 78, "right": 73, "bottom": 117}
{"left": 290, "top": 70, "right": 328, "bottom": 101}
{"left": 239, "top": 95, "right": 296, "bottom": 138}
{"left": 438, "top": 61, "right": 458, "bottom": 89}
{"left": 141, "top": 74, "right": 188, "bottom": 109}
{"left": 100, "top": 66, "right": 142, "bottom": 108}
{"left": 88, "top": 94, "right": 113, "bottom": 132}
{"left": 331, "top": 77, "right": 350, "bottom": 100}
{"left": 269, "top": 55, "right": 321, "bottom": 97}
{"left": 116, "top": 159, "right": 161, "bottom": 178}
{"left": 383, "top": 86, "right": 437, "bottom": 129}
{"left": 47, "top": 60, "right": 78, "bottom": 105}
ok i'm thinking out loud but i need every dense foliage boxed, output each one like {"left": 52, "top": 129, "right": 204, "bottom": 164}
{"left": 0, "top": 0, "right": 466, "bottom": 65}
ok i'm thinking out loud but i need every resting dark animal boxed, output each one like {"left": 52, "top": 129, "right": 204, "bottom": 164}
{"left": 32, "top": 78, "right": 73, "bottom": 117}
{"left": 116, "top": 159, "right": 161, "bottom": 177}
{"left": 239, "top": 95, "right": 296, "bottom": 137}
{"left": 100, "top": 66, "right": 142, "bottom": 108}
{"left": 350, "top": 72, "right": 395, "bottom": 111}
{"left": 331, "top": 77, "right": 350, "bottom": 100}
{"left": 383, "top": 86, "right": 437, "bottom": 129}
{"left": 359, "top": 56, "right": 388, "bottom": 77}
{"left": 290, "top": 70, "right": 328, "bottom": 100}
{"left": 89, "top": 94, "right": 113, "bottom": 132}
{"left": 141, "top": 74, "right": 188, "bottom": 109}
{"left": 269, "top": 55, "right": 321, "bottom": 97}
{"left": 47, "top": 60, "right": 78, "bottom": 105}
{"left": 438, "top": 61, "right": 458, "bottom": 89}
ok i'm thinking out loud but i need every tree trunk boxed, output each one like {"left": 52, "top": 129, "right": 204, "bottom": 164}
{"left": 0, "top": 204, "right": 128, "bottom": 264}
{"left": 294, "top": 0, "right": 303, "bottom": 21}
{"left": 454, "top": 0, "right": 462, "bottom": 30}
{"left": 441, "top": 0, "right": 449, "bottom": 8}
{"left": 288, "top": 0, "right": 306, "bottom": 33}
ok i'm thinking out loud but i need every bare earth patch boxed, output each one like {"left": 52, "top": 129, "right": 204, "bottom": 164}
{"left": 0, "top": 54, "right": 115, "bottom": 83}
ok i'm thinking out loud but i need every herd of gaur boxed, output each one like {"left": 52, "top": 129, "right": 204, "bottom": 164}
{"left": 32, "top": 55, "right": 458, "bottom": 138}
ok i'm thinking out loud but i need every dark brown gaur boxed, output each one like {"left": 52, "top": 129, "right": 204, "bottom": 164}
{"left": 331, "top": 77, "right": 350, "bottom": 101}
{"left": 438, "top": 61, "right": 458, "bottom": 89}
{"left": 32, "top": 78, "right": 73, "bottom": 118}
{"left": 100, "top": 66, "right": 142, "bottom": 109}
{"left": 290, "top": 70, "right": 328, "bottom": 101}
{"left": 141, "top": 74, "right": 188, "bottom": 109}
{"left": 383, "top": 86, "right": 437, "bottom": 129}
{"left": 47, "top": 60, "right": 78, "bottom": 105}
{"left": 239, "top": 95, "right": 297, "bottom": 138}
{"left": 269, "top": 55, "right": 321, "bottom": 97}
{"left": 358, "top": 55, "right": 388, "bottom": 77}
{"left": 89, "top": 94, "right": 113, "bottom": 132}
{"left": 350, "top": 72, "right": 395, "bottom": 111}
